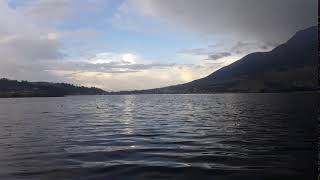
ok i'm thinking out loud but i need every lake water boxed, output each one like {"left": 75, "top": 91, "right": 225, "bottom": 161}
{"left": 0, "top": 93, "right": 318, "bottom": 180}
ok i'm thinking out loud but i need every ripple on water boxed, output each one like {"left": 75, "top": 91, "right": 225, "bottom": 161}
{"left": 0, "top": 93, "right": 317, "bottom": 179}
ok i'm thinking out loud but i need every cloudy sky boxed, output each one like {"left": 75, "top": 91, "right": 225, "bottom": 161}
{"left": 0, "top": 0, "right": 317, "bottom": 91}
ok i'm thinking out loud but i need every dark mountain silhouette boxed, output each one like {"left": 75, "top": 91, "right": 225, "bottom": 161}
{"left": 0, "top": 78, "right": 106, "bottom": 97}
{"left": 1, "top": 27, "right": 317, "bottom": 97}
{"left": 114, "top": 26, "right": 318, "bottom": 94}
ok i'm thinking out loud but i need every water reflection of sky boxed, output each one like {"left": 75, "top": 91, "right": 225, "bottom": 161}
{"left": 0, "top": 93, "right": 317, "bottom": 179}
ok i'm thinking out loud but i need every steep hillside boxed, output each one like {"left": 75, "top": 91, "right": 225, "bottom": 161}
{"left": 125, "top": 26, "right": 318, "bottom": 94}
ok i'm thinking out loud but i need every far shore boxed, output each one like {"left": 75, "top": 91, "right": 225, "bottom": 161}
{"left": 0, "top": 90, "right": 318, "bottom": 98}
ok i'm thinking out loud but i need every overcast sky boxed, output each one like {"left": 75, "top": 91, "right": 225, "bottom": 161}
{"left": 0, "top": 0, "right": 317, "bottom": 90}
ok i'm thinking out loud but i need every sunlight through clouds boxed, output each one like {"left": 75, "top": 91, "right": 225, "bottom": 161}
{"left": 1, "top": 0, "right": 316, "bottom": 91}
{"left": 46, "top": 51, "right": 224, "bottom": 91}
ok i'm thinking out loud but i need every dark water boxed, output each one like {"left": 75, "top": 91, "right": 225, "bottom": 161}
{"left": 0, "top": 93, "right": 318, "bottom": 180}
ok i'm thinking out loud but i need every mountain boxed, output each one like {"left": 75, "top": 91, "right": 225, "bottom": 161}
{"left": 1, "top": 27, "right": 317, "bottom": 97}
{"left": 0, "top": 79, "right": 106, "bottom": 98}
{"left": 115, "top": 26, "right": 318, "bottom": 94}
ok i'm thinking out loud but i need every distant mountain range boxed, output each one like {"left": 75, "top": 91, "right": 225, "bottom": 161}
{"left": 113, "top": 26, "right": 318, "bottom": 94}
{"left": 0, "top": 79, "right": 106, "bottom": 98}
{"left": 0, "top": 27, "right": 318, "bottom": 97}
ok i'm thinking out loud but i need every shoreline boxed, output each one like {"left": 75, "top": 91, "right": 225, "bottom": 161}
{"left": 0, "top": 90, "right": 318, "bottom": 98}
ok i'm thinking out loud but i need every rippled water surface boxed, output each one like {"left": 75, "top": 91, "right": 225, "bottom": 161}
{"left": 0, "top": 93, "right": 318, "bottom": 180}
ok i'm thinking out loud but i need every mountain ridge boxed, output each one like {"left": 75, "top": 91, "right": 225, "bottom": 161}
{"left": 0, "top": 78, "right": 106, "bottom": 98}
{"left": 111, "top": 26, "right": 318, "bottom": 94}
{"left": 0, "top": 26, "right": 317, "bottom": 97}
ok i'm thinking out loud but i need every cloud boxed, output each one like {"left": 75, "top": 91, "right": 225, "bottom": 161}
{"left": 15, "top": 0, "right": 110, "bottom": 24}
{"left": 111, "top": 5, "right": 165, "bottom": 33}
{"left": 89, "top": 52, "right": 143, "bottom": 65}
{"left": 52, "top": 63, "right": 222, "bottom": 91}
{"left": 4, "top": 0, "right": 310, "bottom": 91}
{"left": 0, "top": 34, "right": 64, "bottom": 61}
{"left": 0, "top": 1, "right": 64, "bottom": 63}
{"left": 118, "top": 0, "right": 317, "bottom": 44}
{"left": 19, "top": 0, "right": 72, "bottom": 23}
{"left": 0, "top": 1, "right": 108, "bottom": 80}
{"left": 177, "top": 48, "right": 212, "bottom": 56}
{"left": 0, "top": 1, "right": 66, "bottom": 82}
{"left": 37, "top": 51, "right": 224, "bottom": 90}
{"left": 42, "top": 52, "right": 185, "bottom": 75}
{"left": 46, "top": 61, "right": 175, "bottom": 74}
{"left": 206, "top": 52, "right": 231, "bottom": 61}
{"left": 178, "top": 48, "right": 232, "bottom": 61}
{"left": 0, "top": 40, "right": 221, "bottom": 90}
{"left": 177, "top": 40, "right": 273, "bottom": 63}
{"left": 230, "top": 41, "right": 275, "bottom": 54}
{"left": 1, "top": 0, "right": 220, "bottom": 91}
